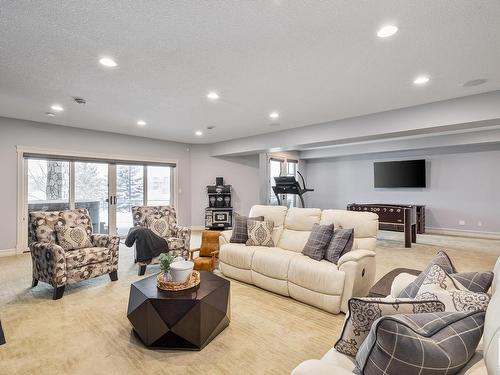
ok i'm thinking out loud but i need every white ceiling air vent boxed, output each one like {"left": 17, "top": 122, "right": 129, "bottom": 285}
{"left": 72, "top": 96, "right": 86, "bottom": 104}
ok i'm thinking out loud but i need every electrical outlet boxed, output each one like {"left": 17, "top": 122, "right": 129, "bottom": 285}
{"left": 477, "top": 221, "right": 483, "bottom": 227}
{"left": 459, "top": 220, "right": 466, "bottom": 226}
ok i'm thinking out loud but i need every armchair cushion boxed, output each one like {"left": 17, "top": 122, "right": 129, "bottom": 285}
{"left": 29, "top": 209, "right": 92, "bottom": 243}
{"left": 54, "top": 225, "right": 93, "bottom": 250}
{"left": 65, "top": 247, "right": 111, "bottom": 270}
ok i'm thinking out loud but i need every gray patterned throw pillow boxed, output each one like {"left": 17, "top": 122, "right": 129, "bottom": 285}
{"left": 324, "top": 228, "right": 354, "bottom": 264}
{"left": 302, "top": 224, "right": 334, "bottom": 261}
{"left": 399, "top": 251, "right": 494, "bottom": 298}
{"left": 54, "top": 225, "right": 93, "bottom": 251}
{"left": 230, "top": 214, "right": 264, "bottom": 244}
{"left": 415, "top": 264, "right": 490, "bottom": 312}
{"left": 246, "top": 219, "right": 274, "bottom": 247}
{"left": 334, "top": 297, "right": 445, "bottom": 357}
{"left": 355, "top": 310, "right": 486, "bottom": 375}
{"left": 398, "top": 251, "right": 456, "bottom": 298}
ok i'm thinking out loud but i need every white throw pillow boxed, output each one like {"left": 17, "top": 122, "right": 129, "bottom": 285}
{"left": 415, "top": 264, "right": 490, "bottom": 312}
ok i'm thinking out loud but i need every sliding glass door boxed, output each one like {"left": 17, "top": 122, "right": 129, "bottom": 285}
{"left": 74, "top": 161, "right": 109, "bottom": 234}
{"left": 115, "top": 165, "right": 144, "bottom": 236}
{"left": 24, "top": 156, "right": 175, "bottom": 248}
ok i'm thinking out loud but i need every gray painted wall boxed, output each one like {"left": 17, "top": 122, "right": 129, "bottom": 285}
{"left": 0, "top": 117, "right": 191, "bottom": 250}
{"left": 305, "top": 148, "right": 500, "bottom": 234}
{"left": 190, "top": 145, "right": 260, "bottom": 227}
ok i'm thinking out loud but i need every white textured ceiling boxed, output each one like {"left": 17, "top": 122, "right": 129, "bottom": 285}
{"left": 1, "top": 1, "right": 500, "bottom": 144}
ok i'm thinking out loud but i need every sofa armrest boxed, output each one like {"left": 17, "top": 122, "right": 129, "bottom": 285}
{"left": 338, "top": 249, "right": 376, "bottom": 313}
{"left": 337, "top": 249, "right": 375, "bottom": 268}
{"left": 29, "top": 242, "right": 67, "bottom": 287}
{"left": 220, "top": 230, "right": 232, "bottom": 246}
{"left": 389, "top": 273, "right": 418, "bottom": 298}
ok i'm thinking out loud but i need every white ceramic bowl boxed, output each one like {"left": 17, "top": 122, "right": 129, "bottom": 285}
{"left": 170, "top": 260, "right": 194, "bottom": 283}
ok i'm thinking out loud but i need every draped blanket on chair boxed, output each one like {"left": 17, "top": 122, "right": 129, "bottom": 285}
{"left": 125, "top": 227, "right": 167, "bottom": 263}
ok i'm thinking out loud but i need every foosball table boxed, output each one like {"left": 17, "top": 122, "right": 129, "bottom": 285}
{"left": 347, "top": 203, "right": 424, "bottom": 248}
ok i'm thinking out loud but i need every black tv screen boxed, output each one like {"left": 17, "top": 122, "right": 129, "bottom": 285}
{"left": 374, "top": 160, "right": 426, "bottom": 188}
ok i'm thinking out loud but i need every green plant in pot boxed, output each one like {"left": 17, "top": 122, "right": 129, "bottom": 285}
{"left": 159, "top": 253, "right": 176, "bottom": 282}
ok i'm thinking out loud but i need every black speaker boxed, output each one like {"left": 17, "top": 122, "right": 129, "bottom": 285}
{"left": 216, "top": 177, "right": 224, "bottom": 186}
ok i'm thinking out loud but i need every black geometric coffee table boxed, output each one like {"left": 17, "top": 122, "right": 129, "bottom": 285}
{"left": 127, "top": 271, "right": 230, "bottom": 350}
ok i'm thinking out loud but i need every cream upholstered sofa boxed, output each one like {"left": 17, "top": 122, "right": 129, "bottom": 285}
{"left": 219, "top": 205, "right": 379, "bottom": 314}
{"left": 292, "top": 257, "right": 500, "bottom": 375}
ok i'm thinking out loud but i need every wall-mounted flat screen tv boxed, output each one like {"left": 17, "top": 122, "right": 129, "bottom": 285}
{"left": 374, "top": 159, "right": 426, "bottom": 188}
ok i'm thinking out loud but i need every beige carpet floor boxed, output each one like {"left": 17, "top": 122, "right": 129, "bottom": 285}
{"left": 1, "top": 231, "right": 499, "bottom": 375}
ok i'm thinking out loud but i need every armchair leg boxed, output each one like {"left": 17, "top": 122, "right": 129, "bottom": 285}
{"left": 31, "top": 278, "right": 38, "bottom": 287}
{"left": 138, "top": 264, "right": 147, "bottom": 276}
{"left": 53, "top": 286, "right": 65, "bottom": 300}
{"left": 109, "top": 270, "right": 118, "bottom": 281}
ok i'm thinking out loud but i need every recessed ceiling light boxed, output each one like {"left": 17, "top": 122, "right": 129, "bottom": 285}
{"left": 51, "top": 104, "right": 64, "bottom": 112}
{"left": 99, "top": 57, "right": 118, "bottom": 67}
{"left": 207, "top": 92, "right": 219, "bottom": 100}
{"left": 463, "top": 78, "right": 487, "bottom": 87}
{"left": 269, "top": 111, "right": 280, "bottom": 119}
{"left": 413, "top": 76, "right": 430, "bottom": 85}
{"left": 137, "top": 120, "right": 146, "bottom": 126}
{"left": 377, "top": 25, "right": 398, "bottom": 38}
{"left": 45, "top": 112, "right": 56, "bottom": 117}
{"left": 195, "top": 130, "right": 203, "bottom": 136}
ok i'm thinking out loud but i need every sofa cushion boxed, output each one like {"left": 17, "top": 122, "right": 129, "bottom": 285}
{"left": 230, "top": 214, "right": 264, "bottom": 243}
{"left": 415, "top": 264, "right": 490, "bottom": 312}
{"left": 355, "top": 310, "right": 486, "bottom": 375}
{"left": 55, "top": 225, "right": 93, "bottom": 251}
{"left": 288, "top": 255, "right": 344, "bottom": 296}
{"left": 278, "top": 229, "right": 312, "bottom": 252}
{"left": 320, "top": 209, "right": 378, "bottom": 240}
{"left": 65, "top": 246, "right": 111, "bottom": 270}
{"left": 335, "top": 297, "right": 445, "bottom": 357}
{"left": 246, "top": 220, "right": 274, "bottom": 247}
{"left": 219, "top": 243, "right": 255, "bottom": 270}
{"left": 283, "top": 207, "right": 321, "bottom": 231}
{"left": 252, "top": 248, "right": 300, "bottom": 280}
{"left": 398, "top": 251, "right": 457, "bottom": 298}
{"left": 302, "top": 224, "right": 334, "bottom": 261}
{"left": 324, "top": 228, "right": 354, "bottom": 264}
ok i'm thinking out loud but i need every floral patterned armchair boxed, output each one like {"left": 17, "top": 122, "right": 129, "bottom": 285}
{"left": 29, "top": 208, "right": 120, "bottom": 299}
{"left": 131, "top": 205, "right": 191, "bottom": 275}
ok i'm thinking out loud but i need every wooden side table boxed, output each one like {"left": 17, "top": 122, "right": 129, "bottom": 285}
{"left": 368, "top": 268, "right": 421, "bottom": 298}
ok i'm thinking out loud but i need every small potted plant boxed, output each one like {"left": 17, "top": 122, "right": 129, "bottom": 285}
{"left": 159, "top": 253, "right": 176, "bottom": 282}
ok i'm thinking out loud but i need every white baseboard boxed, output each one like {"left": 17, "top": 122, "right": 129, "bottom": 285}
{"left": 426, "top": 227, "right": 500, "bottom": 240}
{"left": 0, "top": 248, "right": 17, "bottom": 257}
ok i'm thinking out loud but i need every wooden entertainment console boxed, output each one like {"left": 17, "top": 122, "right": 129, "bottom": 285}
{"left": 347, "top": 203, "right": 426, "bottom": 248}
